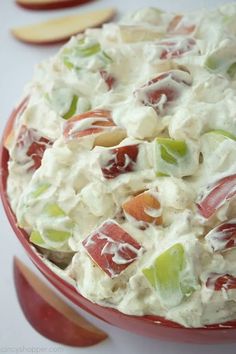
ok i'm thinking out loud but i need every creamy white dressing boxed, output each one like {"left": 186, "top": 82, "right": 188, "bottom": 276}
{"left": 6, "top": 4, "right": 236, "bottom": 327}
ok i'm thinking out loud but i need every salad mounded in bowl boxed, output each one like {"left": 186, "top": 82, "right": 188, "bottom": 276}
{"left": 4, "top": 3, "right": 236, "bottom": 329}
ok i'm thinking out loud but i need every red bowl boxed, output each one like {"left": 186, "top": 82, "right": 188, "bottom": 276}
{"left": 1, "top": 101, "right": 236, "bottom": 344}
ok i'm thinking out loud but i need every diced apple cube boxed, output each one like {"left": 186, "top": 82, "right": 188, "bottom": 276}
{"left": 63, "top": 109, "right": 126, "bottom": 148}
{"left": 196, "top": 174, "right": 236, "bottom": 219}
{"left": 122, "top": 190, "right": 162, "bottom": 224}
{"left": 99, "top": 144, "right": 139, "bottom": 179}
{"left": 134, "top": 70, "right": 192, "bottom": 114}
{"left": 205, "top": 219, "right": 236, "bottom": 252}
{"left": 158, "top": 38, "right": 196, "bottom": 60}
{"left": 206, "top": 273, "right": 236, "bottom": 291}
{"left": 143, "top": 243, "right": 195, "bottom": 307}
{"left": 82, "top": 220, "right": 144, "bottom": 278}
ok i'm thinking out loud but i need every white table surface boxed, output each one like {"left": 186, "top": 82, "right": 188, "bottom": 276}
{"left": 0, "top": 0, "right": 235, "bottom": 353}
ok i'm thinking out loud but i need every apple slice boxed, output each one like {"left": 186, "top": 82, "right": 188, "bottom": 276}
{"left": 206, "top": 273, "right": 236, "bottom": 291}
{"left": 158, "top": 38, "right": 196, "bottom": 60}
{"left": 4, "top": 97, "right": 29, "bottom": 150}
{"left": 13, "top": 257, "right": 107, "bottom": 346}
{"left": 99, "top": 144, "right": 139, "bottom": 179}
{"left": 205, "top": 219, "right": 236, "bottom": 252}
{"left": 63, "top": 109, "right": 126, "bottom": 148}
{"left": 11, "top": 8, "right": 116, "bottom": 45}
{"left": 134, "top": 69, "right": 192, "bottom": 114}
{"left": 82, "top": 220, "right": 144, "bottom": 278}
{"left": 122, "top": 190, "right": 162, "bottom": 225}
{"left": 13, "top": 125, "right": 52, "bottom": 171}
{"left": 196, "top": 174, "right": 236, "bottom": 219}
{"left": 16, "top": 0, "right": 93, "bottom": 11}
{"left": 167, "top": 15, "right": 195, "bottom": 35}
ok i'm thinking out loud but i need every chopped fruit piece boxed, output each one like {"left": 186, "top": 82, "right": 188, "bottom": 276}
{"left": 100, "top": 70, "right": 116, "bottom": 90}
{"left": 4, "top": 96, "right": 29, "bottom": 150}
{"left": 45, "top": 229, "right": 71, "bottom": 242}
{"left": 134, "top": 70, "right": 192, "bottom": 114}
{"left": 143, "top": 243, "right": 195, "bottom": 307}
{"left": 122, "top": 190, "right": 162, "bottom": 224}
{"left": 30, "top": 230, "right": 44, "bottom": 246}
{"left": 99, "top": 144, "right": 139, "bottom": 179}
{"left": 16, "top": 0, "right": 93, "bottom": 11}
{"left": 158, "top": 38, "right": 196, "bottom": 60}
{"left": 44, "top": 203, "right": 66, "bottom": 217}
{"left": 227, "top": 62, "right": 236, "bottom": 79}
{"left": 13, "top": 257, "right": 108, "bottom": 346}
{"left": 206, "top": 273, "right": 236, "bottom": 291}
{"left": 31, "top": 183, "right": 50, "bottom": 198}
{"left": 205, "top": 219, "right": 236, "bottom": 252}
{"left": 196, "top": 174, "right": 236, "bottom": 219}
{"left": 167, "top": 15, "right": 195, "bottom": 35}
{"left": 63, "top": 109, "right": 126, "bottom": 147}
{"left": 73, "top": 39, "right": 101, "bottom": 57}
{"left": 82, "top": 220, "right": 144, "bottom": 278}
{"left": 63, "top": 95, "right": 78, "bottom": 120}
{"left": 14, "top": 125, "right": 52, "bottom": 171}
{"left": 155, "top": 137, "right": 190, "bottom": 177}
{"left": 11, "top": 8, "right": 116, "bottom": 45}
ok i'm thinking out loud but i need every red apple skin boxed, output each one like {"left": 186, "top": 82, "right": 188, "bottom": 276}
{"left": 206, "top": 273, "right": 236, "bottom": 291}
{"left": 13, "top": 257, "right": 108, "bottom": 347}
{"left": 16, "top": 0, "right": 94, "bottom": 11}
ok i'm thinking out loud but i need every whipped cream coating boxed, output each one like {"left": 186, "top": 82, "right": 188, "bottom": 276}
{"left": 6, "top": 3, "right": 236, "bottom": 327}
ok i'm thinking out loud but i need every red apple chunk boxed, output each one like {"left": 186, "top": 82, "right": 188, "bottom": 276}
{"left": 122, "top": 191, "right": 162, "bottom": 225}
{"left": 14, "top": 125, "right": 52, "bottom": 171}
{"left": 196, "top": 174, "right": 236, "bottom": 219}
{"left": 206, "top": 273, "right": 236, "bottom": 291}
{"left": 99, "top": 144, "right": 139, "bottom": 179}
{"left": 100, "top": 70, "right": 116, "bottom": 90}
{"left": 63, "top": 109, "right": 114, "bottom": 139}
{"left": 82, "top": 220, "right": 144, "bottom": 278}
{"left": 4, "top": 96, "right": 30, "bottom": 150}
{"left": 205, "top": 219, "right": 236, "bottom": 252}
{"left": 167, "top": 15, "right": 196, "bottom": 35}
{"left": 158, "top": 38, "right": 196, "bottom": 60}
{"left": 134, "top": 70, "right": 192, "bottom": 113}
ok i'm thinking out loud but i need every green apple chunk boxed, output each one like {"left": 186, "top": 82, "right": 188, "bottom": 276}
{"left": 206, "top": 129, "right": 236, "bottom": 141}
{"left": 45, "top": 229, "right": 71, "bottom": 242}
{"left": 31, "top": 183, "right": 50, "bottom": 198}
{"left": 227, "top": 62, "right": 236, "bottom": 79}
{"left": 201, "top": 129, "right": 236, "bottom": 155}
{"left": 143, "top": 243, "right": 195, "bottom": 307}
{"left": 63, "top": 95, "right": 78, "bottom": 120}
{"left": 155, "top": 138, "right": 193, "bottom": 177}
{"left": 44, "top": 203, "right": 66, "bottom": 217}
{"left": 30, "top": 230, "right": 45, "bottom": 246}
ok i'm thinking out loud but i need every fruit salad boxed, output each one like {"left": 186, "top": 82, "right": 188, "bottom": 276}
{"left": 5, "top": 3, "right": 236, "bottom": 327}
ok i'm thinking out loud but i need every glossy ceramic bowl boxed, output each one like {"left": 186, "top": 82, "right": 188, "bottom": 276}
{"left": 1, "top": 101, "right": 236, "bottom": 344}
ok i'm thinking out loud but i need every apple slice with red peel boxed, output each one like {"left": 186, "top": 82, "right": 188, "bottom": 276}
{"left": 13, "top": 125, "right": 53, "bottom": 171}
{"left": 82, "top": 220, "right": 144, "bottom": 278}
{"left": 134, "top": 70, "right": 192, "bottom": 114}
{"left": 13, "top": 257, "right": 108, "bottom": 346}
{"left": 99, "top": 144, "right": 139, "bottom": 179}
{"left": 100, "top": 70, "right": 116, "bottom": 90}
{"left": 11, "top": 8, "right": 116, "bottom": 45}
{"left": 3, "top": 97, "right": 29, "bottom": 150}
{"left": 167, "top": 15, "right": 195, "bottom": 35}
{"left": 122, "top": 190, "right": 162, "bottom": 225}
{"left": 205, "top": 219, "right": 236, "bottom": 252}
{"left": 63, "top": 109, "right": 126, "bottom": 148}
{"left": 159, "top": 38, "right": 196, "bottom": 60}
{"left": 16, "top": 0, "right": 93, "bottom": 11}
{"left": 196, "top": 174, "right": 236, "bottom": 219}
{"left": 206, "top": 273, "right": 236, "bottom": 291}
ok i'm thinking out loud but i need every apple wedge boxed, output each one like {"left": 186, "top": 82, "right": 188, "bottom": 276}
{"left": 16, "top": 0, "right": 93, "bottom": 11}
{"left": 11, "top": 8, "right": 116, "bottom": 45}
{"left": 13, "top": 257, "right": 108, "bottom": 346}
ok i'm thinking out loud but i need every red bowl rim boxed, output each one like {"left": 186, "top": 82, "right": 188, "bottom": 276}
{"left": 1, "top": 99, "right": 236, "bottom": 331}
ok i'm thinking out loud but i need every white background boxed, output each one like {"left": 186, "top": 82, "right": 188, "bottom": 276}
{"left": 0, "top": 0, "right": 236, "bottom": 353}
